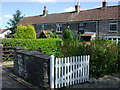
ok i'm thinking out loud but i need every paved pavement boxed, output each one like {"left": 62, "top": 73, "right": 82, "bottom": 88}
{"left": 2, "top": 67, "right": 27, "bottom": 88}
{"left": 1, "top": 62, "right": 120, "bottom": 89}
{"left": 2, "top": 70, "right": 27, "bottom": 88}
{"left": 72, "top": 73, "right": 120, "bottom": 88}
{"left": 0, "top": 62, "right": 29, "bottom": 89}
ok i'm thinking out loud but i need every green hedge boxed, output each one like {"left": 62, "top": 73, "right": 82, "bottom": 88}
{"left": 2, "top": 38, "right": 62, "bottom": 55}
{"left": 1, "top": 38, "right": 119, "bottom": 77}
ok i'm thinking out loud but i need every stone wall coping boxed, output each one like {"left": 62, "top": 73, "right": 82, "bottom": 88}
{"left": 12, "top": 46, "right": 27, "bottom": 50}
{"left": 16, "top": 50, "right": 51, "bottom": 60}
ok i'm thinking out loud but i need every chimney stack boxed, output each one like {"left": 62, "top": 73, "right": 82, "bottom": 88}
{"left": 43, "top": 6, "right": 48, "bottom": 16}
{"left": 75, "top": 2, "right": 80, "bottom": 13}
{"left": 102, "top": 0, "right": 107, "bottom": 7}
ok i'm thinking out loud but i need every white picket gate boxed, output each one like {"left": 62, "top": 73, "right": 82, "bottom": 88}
{"left": 50, "top": 55, "right": 90, "bottom": 89}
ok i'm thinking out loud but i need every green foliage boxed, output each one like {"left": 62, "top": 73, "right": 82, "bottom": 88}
{"left": 2, "top": 38, "right": 62, "bottom": 55}
{"left": 50, "top": 33, "right": 59, "bottom": 38}
{"left": 1, "top": 38, "right": 119, "bottom": 77}
{"left": 6, "top": 10, "right": 24, "bottom": 34}
{"left": 14, "top": 25, "right": 36, "bottom": 39}
{"left": 59, "top": 39, "right": 119, "bottom": 77}
{"left": 89, "top": 39, "right": 118, "bottom": 77}
{"left": 118, "top": 42, "right": 120, "bottom": 72}
{"left": 58, "top": 40, "right": 85, "bottom": 57}
{"left": 63, "top": 26, "right": 73, "bottom": 41}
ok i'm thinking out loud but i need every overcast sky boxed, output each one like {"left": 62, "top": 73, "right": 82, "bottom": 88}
{"left": 0, "top": 0, "right": 119, "bottom": 29}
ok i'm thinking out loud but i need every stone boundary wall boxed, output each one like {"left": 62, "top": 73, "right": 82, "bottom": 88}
{"left": 13, "top": 47, "right": 50, "bottom": 88}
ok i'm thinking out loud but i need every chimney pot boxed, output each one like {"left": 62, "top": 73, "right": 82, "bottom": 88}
{"left": 44, "top": 6, "right": 46, "bottom": 10}
{"left": 75, "top": 2, "right": 80, "bottom": 13}
{"left": 102, "top": 0, "right": 107, "bottom": 7}
{"left": 43, "top": 6, "right": 48, "bottom": 16}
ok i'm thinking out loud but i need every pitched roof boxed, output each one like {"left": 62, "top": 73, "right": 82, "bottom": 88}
{"left": 18, "top": 6, "right": 119, "bottom": 25}
{"left": 0, "top": 29, "right": 8, "bottom": 34}
{"left": 39, "top": 30, "right": 52, "bottom": 38}
{"left": 81, "top": 33, "right": 95, "bottom": 36}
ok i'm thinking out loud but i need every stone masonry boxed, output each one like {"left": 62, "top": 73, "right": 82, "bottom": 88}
{"left": 13, "top": 47, "right": 51, "bottom": 88}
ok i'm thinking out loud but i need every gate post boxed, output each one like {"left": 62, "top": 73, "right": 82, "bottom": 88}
{"left": 50, "top": 55, "right": 55, "bottom": 89}
{"left": 0, "top": 44, "right": 3, "bottom": 61}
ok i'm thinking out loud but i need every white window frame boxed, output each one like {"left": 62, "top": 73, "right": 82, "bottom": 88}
{"left": 79, "top": 23, "right": 84, "bottom": 31}
{"left": 56, "top": 24, "right": 62, "bottom": 33}
{"left": 42, "top": 25, "right": 45, "bottom": 30}
{"left": 109, "top": 21, "right": 118, "bottom": 32}
{"left": 103, "top": 36, "right": 120, "bottom": 43}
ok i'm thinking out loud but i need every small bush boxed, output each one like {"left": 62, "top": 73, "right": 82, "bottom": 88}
{"left": 14, "top": 25, "right": 36, "bottom": 39}
{"left": 50, "top": 33, "right": 59, "bottom": 38}
{"left": 63, "top": 26, "right": 73, "bottom": 41}
{"left": 89, "top": 39, "right": 118, "bottom": 77}
{"left": 2, "top": 38, "right": 62, "bottom": 55}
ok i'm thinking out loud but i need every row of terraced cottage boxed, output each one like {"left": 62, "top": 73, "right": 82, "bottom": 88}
{"left": 18, "top": 0, "right": 120, "bottom": 42}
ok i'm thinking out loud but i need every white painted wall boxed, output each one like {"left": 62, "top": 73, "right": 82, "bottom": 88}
{"left": 0, "top": 30, "right": 12, "bottom": 38}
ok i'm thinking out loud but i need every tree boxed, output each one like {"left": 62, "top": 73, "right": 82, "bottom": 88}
{"left": 14, "top": 25, "right": 36, "bottom": 39}
{"left": 63, "top": 26, "right": 73, "bottom": 40}
{"left": 6, "top": 10, "right": 24, "bottom": 34}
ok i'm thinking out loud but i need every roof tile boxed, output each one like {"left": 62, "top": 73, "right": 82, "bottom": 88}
{"left": 18, "top": 6, "right": 119, "bottom": 25}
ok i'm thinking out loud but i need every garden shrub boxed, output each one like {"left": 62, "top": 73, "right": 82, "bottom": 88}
{"left": 88, "top": 39, "right": 118, "bottom": 77}
{"left": 2, "top": 38, "right": 62, "bottom": 55}
{"left": 59, "top": 40, "right": 86, "bottom": 57}
{"left": 2, "top": 38, "right": 119, "bottom": 77}
{"left": 50, "top": 33, "right": 59, "bottom": 38}
{"left": 59, "top": 39, "right": 119, "bottom": 77}
{"left": 63, "top": 26, "right": 73, "bottom": 41}
{"left": 14, "top": 25, "right": 36, "bottom": 39}
{"left": 118, "top": 42, "right": 120, "bottom": 72}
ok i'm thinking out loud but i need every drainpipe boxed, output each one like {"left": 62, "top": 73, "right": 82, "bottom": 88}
{"left": 96, "top": 20, "right": 100, "bottom": 39}
{"left": 67, "top": 22, "right": 69, "bottom": 27}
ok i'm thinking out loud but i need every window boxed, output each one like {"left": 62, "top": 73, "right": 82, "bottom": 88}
{"left": 79, "top": 23, "right": 84, "bottom": 30}
{"left": 56, "top": 24, "right": 62, "bottom": 32}
{"left": 79, "top": 23, "right": 85, "bottom": 34}
{"left": 108, "top": 38, "right": 111, "bottom": 40}
{"left": 41, "top": 25, "right": 45, "bottom": 30}
{"left": 109, "top": 21, "right": 117, "bottom": 32}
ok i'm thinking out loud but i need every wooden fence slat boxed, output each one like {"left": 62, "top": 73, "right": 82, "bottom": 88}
{"left": 70, "top": 57, "right": 72, "bottom": 86}
{"left": 67, "top": 57, "right": 69, "bottom": 86}
{"left": 2, "top": 47, "right": 14, "bottom": 61}
{"left": 55, "top": 58, "right": 58, "bottom": 88}
{"left": 58, "top": 58, "right": 61, "bottom": 88}
{"left": 87, "top": 55, "right": 90, "bottom": 81}
{"left": 62, "top": 58, "right": 63, "bottom": 87}
{"left": 80, "top": 56, "right": 83, "bottom": 83}
{"left": 64, "top": 57, "right": 66, "bottom": 86}
{"left": 78, "top": 56, "right": 80, "bottom": 83}
{"left": 53, "top": 55, "right": 90, "bottom": 88}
